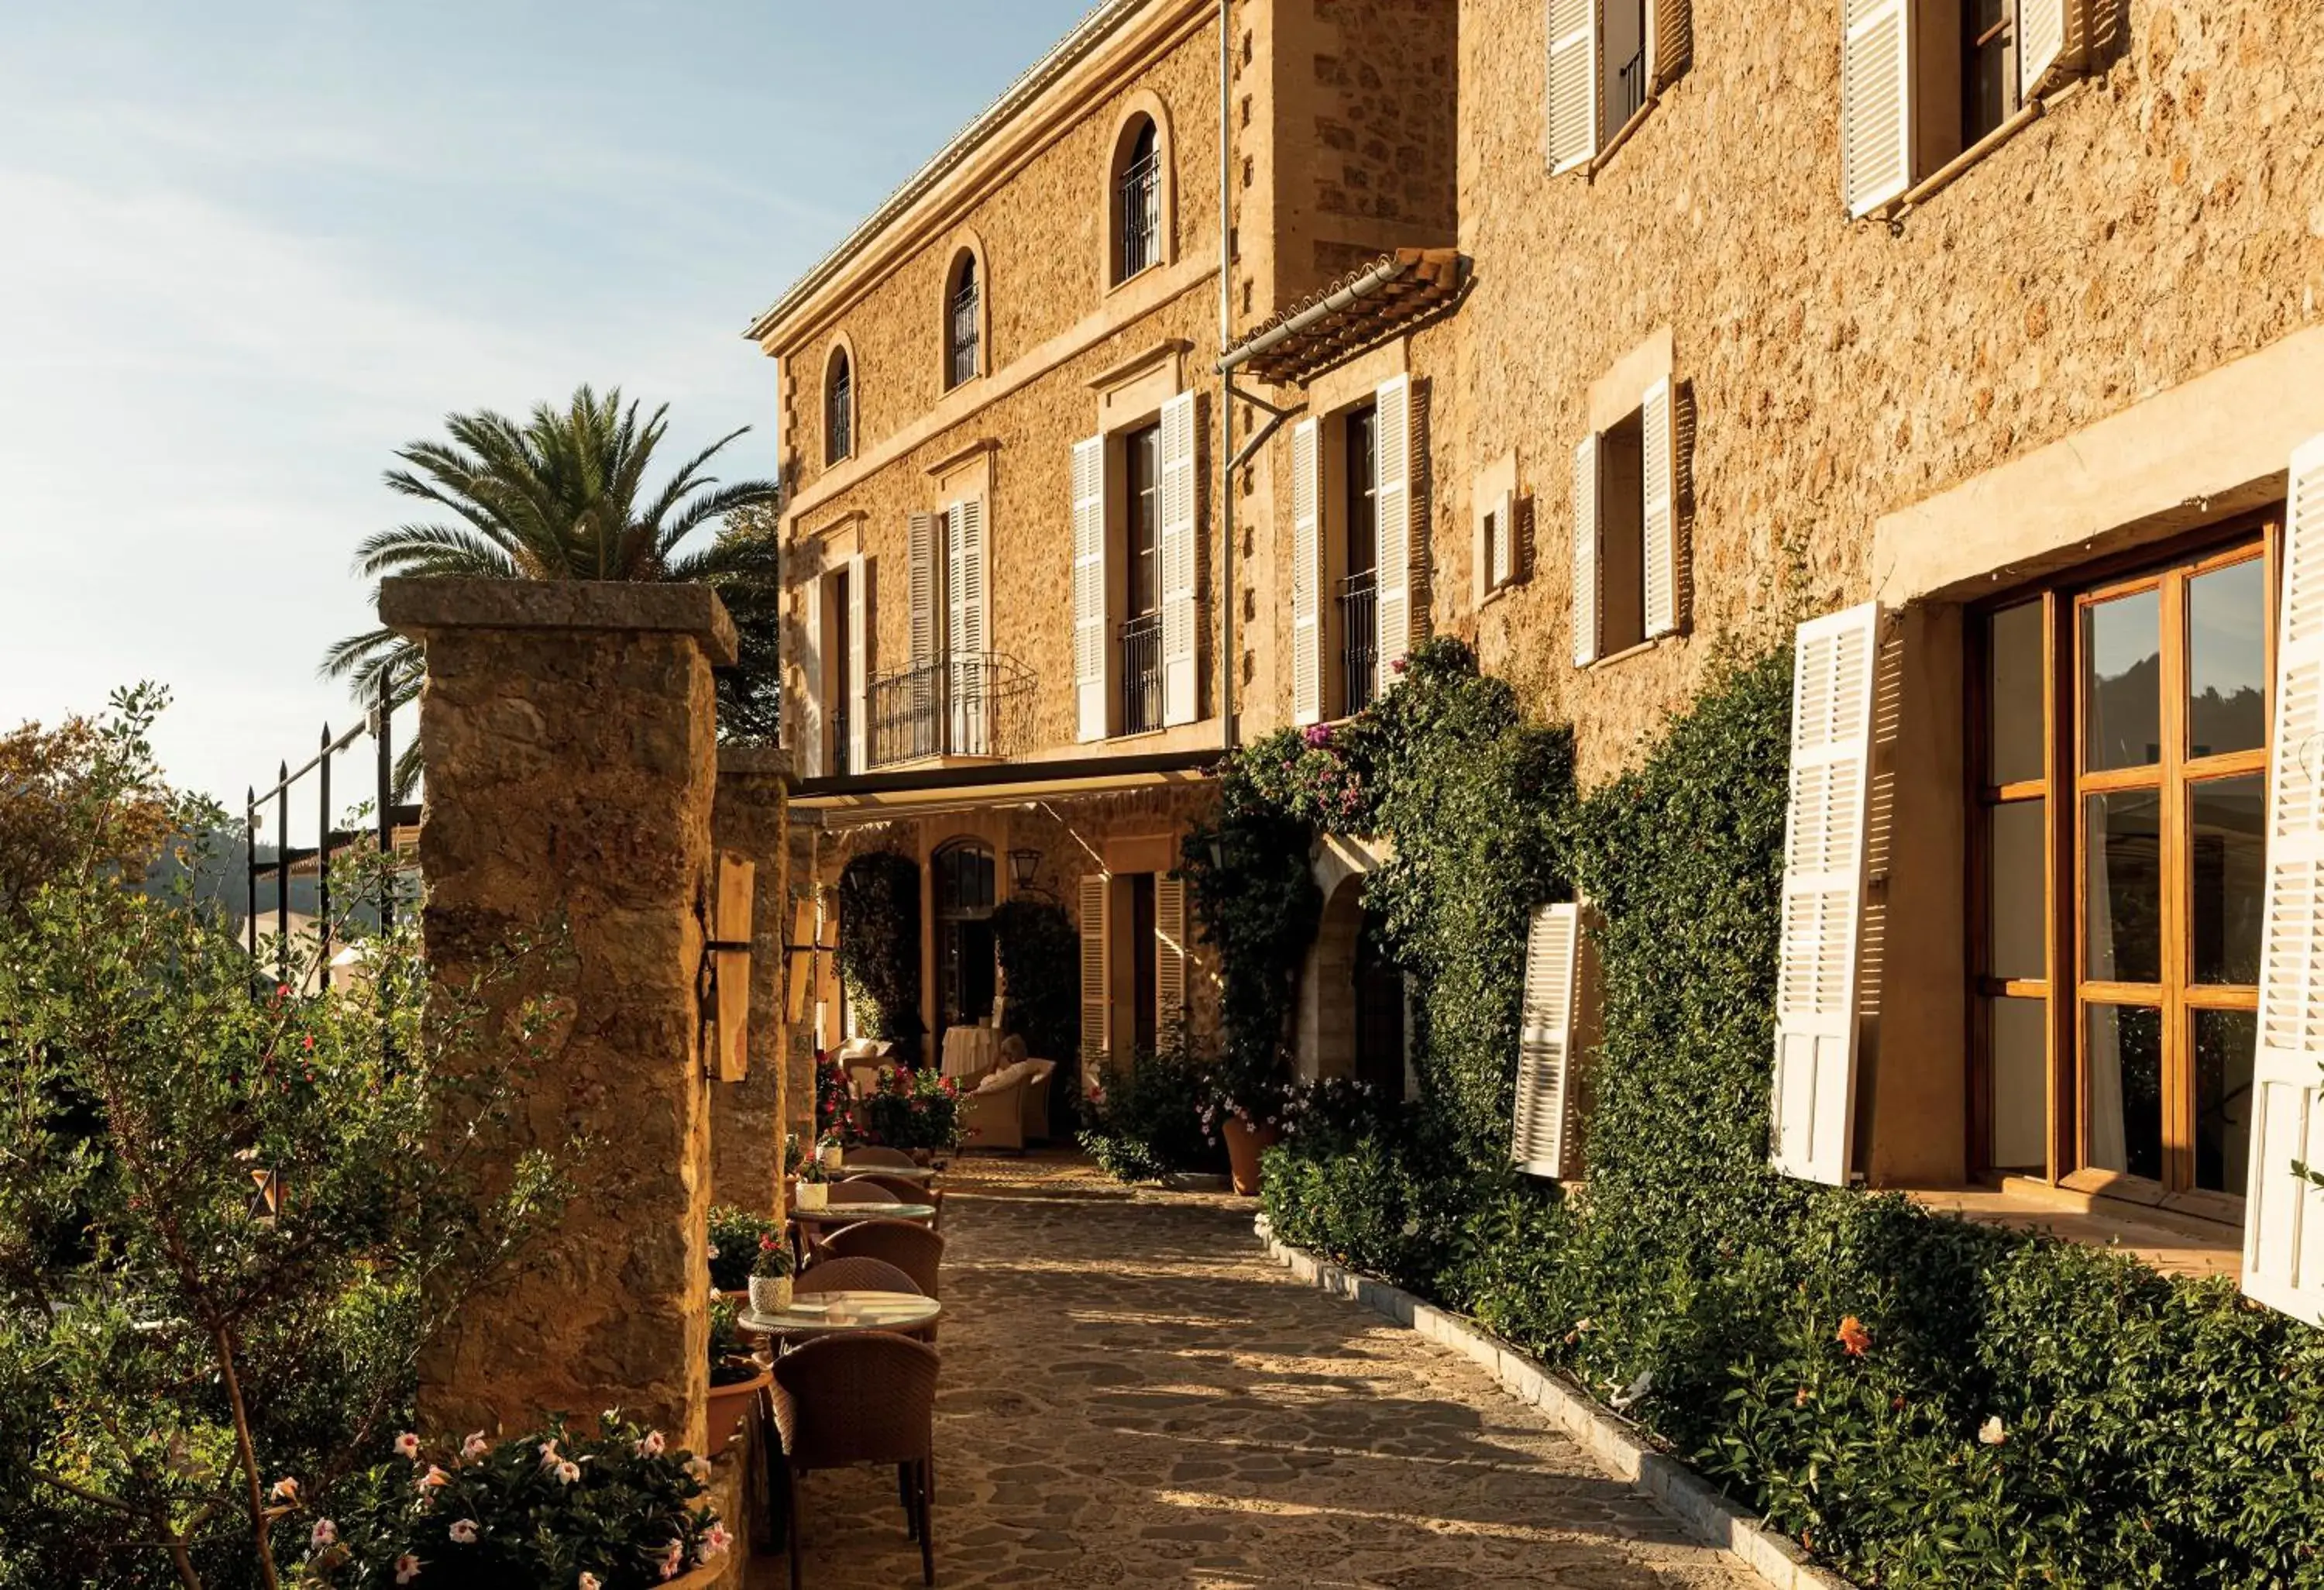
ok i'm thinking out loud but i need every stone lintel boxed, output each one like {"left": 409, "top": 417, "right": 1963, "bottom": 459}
{"left": 382, "top": 576, "right": 741, "bottom": 667}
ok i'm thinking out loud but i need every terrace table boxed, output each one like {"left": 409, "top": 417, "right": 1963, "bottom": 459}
{"left": 738, "top": 1289, "right": 942, "bottom": 1341}
{"left": 789, "top": 1200, "right": 937, "bottom": 1227}
{"left": 838, "top": 1162, "right": 940, "bottom": 1182}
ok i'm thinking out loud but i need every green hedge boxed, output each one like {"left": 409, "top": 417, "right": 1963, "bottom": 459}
{"left": 1262, "top": 646, "right": 2324, "bottom": 1587}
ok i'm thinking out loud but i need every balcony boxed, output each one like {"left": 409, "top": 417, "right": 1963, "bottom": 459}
{"left": 866, "top": 652, "right": 1036, "bottom": 769}
{"left": 1339, "top": 570, "right": 1378, "bottom": 717}
{"left": 1120, "top": 613, "right": 1163, "bottom": 735}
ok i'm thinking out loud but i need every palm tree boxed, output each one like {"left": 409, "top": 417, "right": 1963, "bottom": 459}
{"left": 322, "top": 385, "right": 783, "bottom": 794}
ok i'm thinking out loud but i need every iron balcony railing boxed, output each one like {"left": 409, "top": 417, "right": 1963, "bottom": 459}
{"left": 1339, "top": 570, "right": 1379, "bottom": 717}
{"left": 1119, "top": 150, "right": 1160, "bottom": 280}
{"left": 866, "top": 651, "right": 1037, "bottom": 769}
{"left": 1120, "top": 612, "right": 1164, "bottom": 735}
{"left": 948, "top": 285, "right": 980, "bottom": 387}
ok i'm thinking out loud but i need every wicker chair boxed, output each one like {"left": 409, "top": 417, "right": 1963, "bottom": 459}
{"left": 842, "top": 1146, "right": 918, "bottom": 1170}
{"left": 820, "top": 1219, "right": 945, "bottom": 1299}
{"left": 793, "top": 1255, "right": 920, "bottom": 1296}
{"left": 842, "top": 1173, "right": 945, "bottom": 1230}
{"left": 823, "top": 1179, "right": 900, "bottom": 1206}
{"left": 771, "top": 1333, "right": 941, "bottom": 1589}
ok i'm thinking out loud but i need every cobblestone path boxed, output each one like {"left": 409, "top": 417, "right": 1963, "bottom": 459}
{"left": 759, "top": 1158, "right": 1762, "bottom": 1589}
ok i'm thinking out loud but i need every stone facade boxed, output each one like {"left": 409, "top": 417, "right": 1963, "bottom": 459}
{"left": 387, "top": 578, "right": 734, "bottom": 1454}
{"left": 710, "top": 745, "right": 791, "bottom": 1214}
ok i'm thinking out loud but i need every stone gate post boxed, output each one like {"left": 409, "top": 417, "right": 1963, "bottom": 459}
{"left": 710, "top": 745, "right": 790, "bottom": 1214}
{"left": 383, "top": 577, "right": 734, "bottom": 1454}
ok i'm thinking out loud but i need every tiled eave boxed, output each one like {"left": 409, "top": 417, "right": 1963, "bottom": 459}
{"left": 1220, "top": 248, "right": 1467, "bottom": 387}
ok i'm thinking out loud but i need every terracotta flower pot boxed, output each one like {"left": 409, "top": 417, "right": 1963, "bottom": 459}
{"left": 703, "top": 1365, "right": 768, "bottom": 1459}
{"left": 1222, "top": 1117, "right": 1281, "bottom": 1196}
{"left": 748, "top": 1274, "right": 792, "bottom": 1314}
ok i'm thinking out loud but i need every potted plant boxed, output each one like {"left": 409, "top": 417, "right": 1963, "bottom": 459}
{"left": 816, "top": 1131, "right": 846, "bottom": 1171}
{"left": 858, "top": 1064, "right": 968, "bottom": 1165}
{"left": 793, "top": 1157, "right": 829, "bottom": 1210}
{"left": 1202, "top": 1045, "right": 1290, "bottom": 1197}
{"left": 314, "top": 1416, "right": 732, "bottom": 1588}
{"left": 748, "top": 1231, "right": 796, "bottom": 1314}
{"left": 707, "top": 1203, "right": 778, "bottom": 1296}
{"left": 703, "top": 1297, "right": 770, "bottom": 1461}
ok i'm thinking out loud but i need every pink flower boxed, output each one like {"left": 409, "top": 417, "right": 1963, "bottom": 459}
{"left": 658, "top": 1540, "right": 686, "bottom": 1580}
{"left": 393, "top": 1431, "right": 421, "bottom": 1461}
{"left": 309, "top": 1519, "right": 338, "bottom": 1551}
{"left": 395, "top": 1554, "right": 425, "bottom": 1585}
{"left": 416, "top": 1464, "right": 451, "bottom": 1497}
{"left": 554, "top": 1459, "right": 581, "bottom": 1485}
{"left": 448, "top": 1519, "right": 479, "bottom": 1545}
{"left": 579, "top": 1577, "right": 601, "bottom": 1590}
{"left": 636, "top": 1430, "right": 666, "bottom": 1458}
{"left": 461, "top": 1431, "right": 490, "bottom": 1461}
{"left": 268, "top": 1477, "right": 301, "bottom": 1504}
{"left": 536, "top": 1439, "right": 561, "bottom": 1467}
{"left": 699, "top": 1521, "right": 733, "bottom": 1561}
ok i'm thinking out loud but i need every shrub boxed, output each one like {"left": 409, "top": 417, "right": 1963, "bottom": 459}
{"left": 835, "top": 851, "right": 923, "bottom": 1058}
{"left": 854, "top": 1065, "right": 966, "bottom": 1154}
{"left": 1078, "top": 1041, "right": 1224, "bottom": 1182}
{"left": 706, "top": 1205, "right": 779, "bottom": 1292}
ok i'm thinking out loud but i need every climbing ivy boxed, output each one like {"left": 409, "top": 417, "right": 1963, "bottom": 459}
{"left": 1261, "top": 644, "right": 2324, "bottom": 1587}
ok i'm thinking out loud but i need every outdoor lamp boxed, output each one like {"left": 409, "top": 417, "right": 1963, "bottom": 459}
{"left": 1008, "top": 847, "right": 1042, "bottom": 892}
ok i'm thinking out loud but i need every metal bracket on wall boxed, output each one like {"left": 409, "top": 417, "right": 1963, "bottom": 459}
{"left": 1225, "top": 381, "right": 1304, "bottom": 474}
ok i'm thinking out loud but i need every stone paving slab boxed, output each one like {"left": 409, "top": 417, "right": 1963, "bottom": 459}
{"left": 754, "top": 1159, "right": 1766, "bottom": 1588}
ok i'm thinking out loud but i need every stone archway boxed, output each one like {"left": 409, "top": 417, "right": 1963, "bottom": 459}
{"left": 1296, "top": 833, "right": 1399, "bottom": 1083}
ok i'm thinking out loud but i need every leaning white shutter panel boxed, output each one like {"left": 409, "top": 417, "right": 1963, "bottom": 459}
{"left": 1545, "top": 0, "right": 1599, "bottom": 174}
{"left": 1072, "top": 435, "right": 1109, "bottom": 742}
{"left": 2019, "top": 0, "right": 2075, "bottom": 102}
{"left": 1770, "top": 601, "right": 1879, "bottom": 1186}
{"left": 1155, "top": 875, "right": 1188, "bottom": 1034}
{"left": 1841, "top": 0, "right": 1912, "bottom": 217}
{"left": 1642, "top": 377, "right": 1677, "bottom": 637}
{"left": 1158, "top": 392, "right": 1201, "bottom": 727}
{"left": 1079, "top": 872, "right": 1112, "bottom": 1066}
{"left": 1571, "top": 434, "right": 1600, "bottom": 666}
{"left": 1373, "top": 374, "right": 1415, "bottom": 697}
{"left": 846, "top": 552, "right": 868, "bottom": 775}
{"left": 1511, "top": 903, "right": 1582, "bottom": 1179}
{"left": 798, "top": 577, "right": 826, "bottom": 778}
{"left": 2244, "top": 434, "right": 2324, "bottom": 1326}
{"left": 1291, "top": 418, "right": 1322, "bottom": 724}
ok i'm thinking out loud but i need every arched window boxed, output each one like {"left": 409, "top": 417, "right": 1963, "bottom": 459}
{"left": 945, "top": 253, "right": 980, "bottom": 390}
{"left": 824, "top": 346, "right": 852, "bottom": 465}
{"left": 1116, "top": 116, "right": 1160, "bottom": 282}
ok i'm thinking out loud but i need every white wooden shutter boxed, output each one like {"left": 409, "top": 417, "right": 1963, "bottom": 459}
{"left": 2019, "top": 0, "right": 2075, "bottom": 102}
{"left": 1770, "top": 601, "right": 1880, "bottom": 1186}
{"left": 1072, "top": 435, "right": 1109, "bottom": 742}
{"left": 2243, "top": 434, "right": 2324, "bottom": 1326}
{"left": 1079, "top": 872, "right": 1112, "bottom": 1065}
{"left": 1373, "top": 374, "right": 1415, "bottom": 697}
{"left": 947, "top": 498, "right": 987, "bottom": 754}
{"left": 1158, "top": 392, "right": 1201, "bottom": 727}
{"left": 1545, "top": 0, "right": 1599, "bottom": 174}
{"left": 1571, "top": 434, "right": 1600, "bottom": 666}
{"left": 1642, "top": 377, "right": 1677, "bottom": 638}
{"left": 846, "top": 552, "right": 868, "bottom": 775}
{"left": 1494, "top": 487, "right": 1516, "bottom": 588}
{"left": 1841, "top": 0, "right": 1912, "bottom": 218}
{"left": 1291, "top": 418, "right": 1322, "bottom": 725}
{"left": 798, "top": 576, "right": 825, "bottom": 778}
{"left": 1512, "top": 903, "right": 1583, "bottom": 1179}
{"left": 1648, "top": 0, "right": 1688, "bottom": 88}
{"left": 1155, "top": 874, "right": 1188, "bottom": 1034}
{"left": 908, "top": 511, "right": 937, "bottom": 755}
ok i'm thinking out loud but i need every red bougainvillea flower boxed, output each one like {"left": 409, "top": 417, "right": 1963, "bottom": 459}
{"left": 1835, "top": 1316, "right": 1872, "bottom": 1357}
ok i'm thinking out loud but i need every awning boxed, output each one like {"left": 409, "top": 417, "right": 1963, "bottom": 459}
{"left": 1218, "top": 247, "right": 1467, "bottom": 387}
{"left": 792, "top": 749, "right": 1219, "bottom": 828}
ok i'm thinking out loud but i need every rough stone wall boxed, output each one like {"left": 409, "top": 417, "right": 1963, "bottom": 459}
{"left": 709, "top": 748, "right": 789, "bottom": 1215}
{"left": 1427, "top": 0, "right": 2324, "bottom": 786}
{"left": 393, "top": 581, "right": 728, "bottom": 1455}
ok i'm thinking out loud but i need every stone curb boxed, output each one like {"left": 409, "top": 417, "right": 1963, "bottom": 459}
{"left": 1253, "top": 1217, "right": 1855, "bottom": 1590}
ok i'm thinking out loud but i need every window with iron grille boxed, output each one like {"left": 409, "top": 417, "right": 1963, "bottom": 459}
{"left": 1340, "top": 404, "right": 1380, "bottom": 716}
{"left": 824, "top": 349, "right": 851, "bottom": 465}
{"left": 1116, "top": 118, "right": 1160, "bottom": 283}
{"left": 1121, "top": 422, "right": 1164, "bottom": 734}
{"left": 947, "top": 254, "right": 979, "bottom": 390}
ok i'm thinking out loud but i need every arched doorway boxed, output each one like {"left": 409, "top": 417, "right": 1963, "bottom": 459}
{"left": 933, "top": 839, "right": 997, "bottom": 1053}
{"left": 1352, "top": 921, "right": 1407, "bottom": 1097}
{"left": 1300, "top": 869, "right": 1408, "bottom": 1093}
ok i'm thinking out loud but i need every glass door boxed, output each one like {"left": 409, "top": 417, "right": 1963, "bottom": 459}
{"left": 2071, "top": 545, "right": 2267, "bottom": 1216}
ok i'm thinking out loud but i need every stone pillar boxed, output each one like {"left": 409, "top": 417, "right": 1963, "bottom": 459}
{"left": 789, "top": 818, "right": 827, "bottom": 1146}
{"left": 710, "top": 746, "right": 791, "bottom": 1214}
{"left": 383, "top": 578, "right": 734, "bottom": 1454}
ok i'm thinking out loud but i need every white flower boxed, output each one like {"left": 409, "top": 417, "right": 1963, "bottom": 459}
{"left": 705, "top": 1244, "right": 719, "bottom": 1260}
{"left": 658, "top": 1540, "right": 686, "bottom": 1580}
{"left": 537, "top": 1439, "right": 561, "bottom": 1468}
{"left": 461, "top": 1431, "right": 490, "bottom": 1461}
{"left": 309, "top": 1519, "right": 338, "bottom": 1551}
{"left": 699, "top": 1521, "right": 732, "bottom": 1561}
{"left": 268, "top": 1476, "right": 301, "bottom": 1504}
{"left": 1978, "top": 1415, "right": 2006, "bottom": 1447}
{"left": 635, "top": 1430, "right": 666, "bottom": 1458}
{"left": 448, "top": 1519, "right": 480, "bottom": 1545}
{"left": 393, "top": 1431, "right": 421, "bottom": 1461}
{"left": 578, "top": 1576, "right": 601, "bottom": 1590}
{"left": 394, "top": 1554, "right": 425, "bottom": 1585}
{"left": 683, "top": 1455, "right": 713, "bottom": 1484}
{"left": 554, "top": 1459, "right": 581, "bottom": 1485}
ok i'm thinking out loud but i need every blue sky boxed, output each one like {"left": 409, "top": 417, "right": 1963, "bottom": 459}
{"left": 0, "top": 0, "right": 1088, "bottom": 810}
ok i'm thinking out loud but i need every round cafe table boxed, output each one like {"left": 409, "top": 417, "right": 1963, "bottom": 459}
{"left": 738, "top": 1289, "right": 942, "bottom": 1341}
{"left": 789, "top": 1200, "right": 936, "bottom": 1226}
{"left": 839, "top": 1162, "right": 940, "bottom": 1182}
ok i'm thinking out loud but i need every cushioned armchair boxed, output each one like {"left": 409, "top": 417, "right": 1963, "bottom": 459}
{"left": 961, "top": 1061, "right": 1034, "bottom": 1153}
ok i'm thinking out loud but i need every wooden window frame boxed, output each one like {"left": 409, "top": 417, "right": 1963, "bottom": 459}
{"left": 1967, "top": 511, "right": 2280, "bottom": 1229}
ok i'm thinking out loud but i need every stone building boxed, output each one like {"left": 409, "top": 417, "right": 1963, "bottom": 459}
{"left": 752, "top": 0, "right": 2324, "bottom": 1323}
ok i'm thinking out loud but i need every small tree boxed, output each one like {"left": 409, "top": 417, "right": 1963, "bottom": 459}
{"left": 0, "top": 690, "right": 577, "bottom": 1590}
{"left": 835, "top": 852, "right": 923, "bottom": 1060}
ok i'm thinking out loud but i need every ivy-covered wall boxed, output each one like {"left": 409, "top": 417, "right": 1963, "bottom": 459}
{"left": 1260, "top": 644, "right": 2324, "bottom": 1587}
